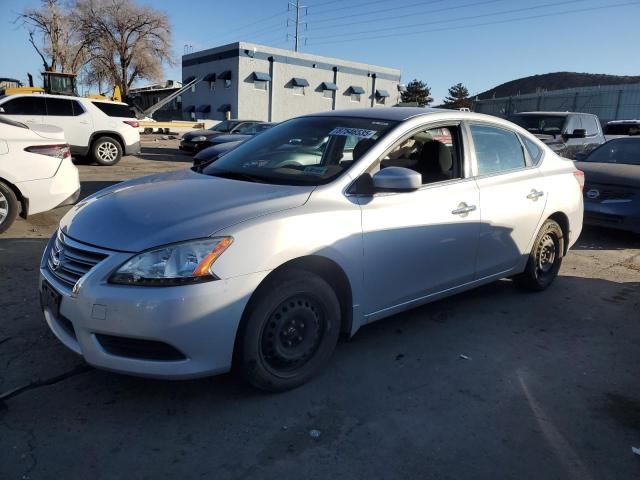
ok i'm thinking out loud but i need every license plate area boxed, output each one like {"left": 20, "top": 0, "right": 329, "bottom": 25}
{"left": 41, "top": 279, "right": 62, "bottom": 318}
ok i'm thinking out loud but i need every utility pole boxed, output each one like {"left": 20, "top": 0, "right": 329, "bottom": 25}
{"left": 287, "top": 0, "right": 307, "bottom": 52}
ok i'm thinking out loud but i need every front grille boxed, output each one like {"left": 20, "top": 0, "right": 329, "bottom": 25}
{"left": 95, "top": 334, "right": 186, "bottom": 361}
{"left": 584, "top": 183, "right": 636, "bottom": 201}
{"left": 47, "top": 232, "right": 109, "bottom": 289}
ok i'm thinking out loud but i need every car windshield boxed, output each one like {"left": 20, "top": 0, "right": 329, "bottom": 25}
{"left": 583, "top": 139, "right": 640, "bottom": 165}
{"left": 604, "top": 123, "right": 640, "bottom": 136}
{"left": 509, "top": 114, "right": 566, "bottom": 135}
{"left": 235, "top": 123, "right": 264, "bottom": 134}
{"left": 201, "top": 116, "right": 397, "bottom": 185}
{"left": 209, "top": 120, "right": 238, "bottom": 132}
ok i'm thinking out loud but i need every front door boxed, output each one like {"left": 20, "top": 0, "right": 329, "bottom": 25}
{"left": 358, "top": 123, "right": 480, "bottom": 319}
{"left": 45, "top": 97, "right": 93, "bottom": 150}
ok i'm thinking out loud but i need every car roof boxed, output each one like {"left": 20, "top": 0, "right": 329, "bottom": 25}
{"left": 606, "top": 119, "right": 640, "bottom": 124}
{"left": 513, "top": 111, "right": 596, "bottom": 117}
{"left": 308, "top": 107, "right": 449, "bottom": 121}
{"left": 0, "top": 92, "right": 129, "bottom": 106}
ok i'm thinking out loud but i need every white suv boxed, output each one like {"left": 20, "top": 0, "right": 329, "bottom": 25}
{"left": 0, "top": 94, "right": 140, "bottom": 165}
{"left": 0, "top": 117, "right": 80, "bottom": 233}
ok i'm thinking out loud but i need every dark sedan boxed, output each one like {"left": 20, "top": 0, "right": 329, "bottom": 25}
{"left": 576, "top": 138, "right": 640, "bottom": 233}
{"left": 179, "top": 120, "right": 262, "bottom": 152}
{"left": 192, "top": 123, "right": 277, "bottom": 167}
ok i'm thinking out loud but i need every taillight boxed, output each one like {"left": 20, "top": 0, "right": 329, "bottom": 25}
{"left": 573, "top": 169, "right": 585, "bottom": 190}
{"left": 123, "top": 120, "right": 139, "bottom": 128}
{"left": 25, "top": 144, "right": 71, "bottom": 160}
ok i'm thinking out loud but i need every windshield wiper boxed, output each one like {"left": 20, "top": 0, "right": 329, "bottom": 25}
{"left": 206, "top": 169, "right": 267, "bottom": 183}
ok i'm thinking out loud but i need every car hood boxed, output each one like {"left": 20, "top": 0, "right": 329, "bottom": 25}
{"left": 183, "top": 130, "right": 222, "bottom": 140}
{"left": 60, "top": 169, "right": 314, "bottom": 252}
{"left": 577, "top": 162, "right": 640, "bottom": 186}
{"left": 211, "top": 134, "right": 251, "bottom": 144}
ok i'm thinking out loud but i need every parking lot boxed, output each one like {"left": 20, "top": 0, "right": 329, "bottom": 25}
{"left": 1, "top": 138, "right": 639, "bottom": 480}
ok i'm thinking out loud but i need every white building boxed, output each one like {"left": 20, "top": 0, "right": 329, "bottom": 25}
{"left": 181, "top": 41, "right": 403, "bottom": 121}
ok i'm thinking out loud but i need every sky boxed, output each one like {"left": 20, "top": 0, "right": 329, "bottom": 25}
{"left": 1, "top": 0, "right": 639, "bottom": 103}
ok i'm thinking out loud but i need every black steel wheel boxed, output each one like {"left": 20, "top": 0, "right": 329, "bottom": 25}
{"left": 515, "top": 219, "right": 564, "bottom": 291}
{"left": 237, "top": 270, "right": 341, "bottom": 391}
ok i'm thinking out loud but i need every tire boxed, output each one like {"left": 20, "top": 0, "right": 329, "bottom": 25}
{"left": 92, "top": 136, "right": 123, "bottom": 166}
{"left": 515, "top": 219, "right": 564, "bottom": 292}
{"left": 0, "top": 181, "right": 19, "bottom": 234}
{"left": 237, "top": 270, "right": 341, "bottom": 392}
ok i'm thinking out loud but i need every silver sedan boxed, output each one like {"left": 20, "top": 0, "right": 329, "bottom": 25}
{"left": 39, "top": 108, "right": 584, "bottom": 391}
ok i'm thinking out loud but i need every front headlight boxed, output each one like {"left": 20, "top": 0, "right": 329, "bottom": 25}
{"left": 109, "top": 237, "right": 232, "bottom": 286}
{"left": 192, "top": 135, "right": 208, "bottom": 142}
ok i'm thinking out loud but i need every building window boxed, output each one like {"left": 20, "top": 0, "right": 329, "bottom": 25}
{"left": 293, "top": 85, "right": 305, "bottom": 96}
{"left": 376, "top": 96, "right": 385, "bottom": 105}
{"left": 254, "top": 80, "right": 267, "bottom": 91}
{"left": 323, "top": 89, "right": 334, "bottom": 99}
{"left": 224, "top": 79, "right": 231, "bottom": 89}
{"left": 350, "top": 93, "right": 361, "bottom": 102}
{"left": 209, "top": 82, "right": 215, "bottom": 91}
{"left": 191, "top": 84, "right": 196, "bottom": 93}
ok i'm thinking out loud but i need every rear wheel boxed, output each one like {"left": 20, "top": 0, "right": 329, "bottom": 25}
{"left": 0, "top": 181, "right": 19, "bottom": 234}
{"left": 237, "top": 270, "right": 341, "bottom": 392}
{"left": 515, "top": 219, "right": 564, "bottom": 291}
{"left": 92, "top": 137, "right": 123, "bottom": 166}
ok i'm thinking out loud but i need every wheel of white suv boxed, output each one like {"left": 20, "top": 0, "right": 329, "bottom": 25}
{"left": 0, "top": 181, "right": 19, "bottom": 234}
{"left": 92, "top": 136, "right": 123, "bottom": 166}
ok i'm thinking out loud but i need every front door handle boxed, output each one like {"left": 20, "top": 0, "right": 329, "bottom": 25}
{"left": 526, "top": 189, "right": 544, "bottom": 200}
{"left": 451, "top": 202, "right": 477, "bottom": 216}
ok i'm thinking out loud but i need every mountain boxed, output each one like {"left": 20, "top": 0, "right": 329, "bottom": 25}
{"left": 475, "top": 72, "right": 640, "bottom": 100}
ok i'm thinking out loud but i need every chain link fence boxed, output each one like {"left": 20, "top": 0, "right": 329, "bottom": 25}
{"left": 473, "top": 83, "right": 640, "bottom": 123}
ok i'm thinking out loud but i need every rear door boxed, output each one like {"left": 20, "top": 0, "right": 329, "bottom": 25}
{"left": 468, "top": 123, "right": 547, "bottom": 278}
{"left": 44, "top": 97, "right": 93, "bottom": 149}
{"left": 0, "top": 96, "right": 46, "bottom": 126}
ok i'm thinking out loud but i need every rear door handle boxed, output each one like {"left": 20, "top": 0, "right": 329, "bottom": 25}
{"left": 526, "top": 189, "right": 544, "bottom": 200}
{"left": 451, "top": 202, "right": 477, "bottom": 216}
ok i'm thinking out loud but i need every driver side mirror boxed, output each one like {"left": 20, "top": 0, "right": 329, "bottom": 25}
{"left": 565, "top": 129, "right": 586, "bottom": 139}
{"left": 372, "top": 167, "right": 421, "bottom": 192}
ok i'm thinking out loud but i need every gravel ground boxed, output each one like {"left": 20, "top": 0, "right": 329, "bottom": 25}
{"left": 1, "top": 139, "right": 639, "bottom": 479}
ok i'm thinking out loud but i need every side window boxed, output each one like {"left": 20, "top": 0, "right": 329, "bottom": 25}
{"left": 565, "top": 115, "right": 581, "bottom": 134}
{"left": 521, "top": 135, "right": 543, "bottom": 164}
{"left": 378, "top": 125, "right": 461, "bottom": 185}
{"left": 46, "top": 98, "right": 74, "bottom": 116}
{"left": 71, "top": 100, "right": 84, "bottom": 116}
{"left": 581, "top": 115, "right": 599, "bottom": 136}
{"left": 1, "top": 97, "right": 46, "bottom": 115}
{"left": 470, "top": 124, "right": 526, "bottom": 175}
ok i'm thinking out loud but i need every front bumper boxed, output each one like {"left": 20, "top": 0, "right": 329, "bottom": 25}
{"left": 179, "top": 139, "right": 209, "bottom": 152}
{"left": 583, "top": 199, "right": 640, "bottom": 233}
{"left": 39, "top": 233, "right": 268, "bottom": 379}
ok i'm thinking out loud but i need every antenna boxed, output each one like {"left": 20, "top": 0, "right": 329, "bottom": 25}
{"left": 287, "top": 0, "right": 307, "bottom": 52}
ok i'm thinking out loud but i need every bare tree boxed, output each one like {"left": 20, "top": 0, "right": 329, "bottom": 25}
{"left": 74, "top": 0, "right": 174, "bottom": 97}
{"left": 18, "top": 0, "right": 87, "bottom": 73}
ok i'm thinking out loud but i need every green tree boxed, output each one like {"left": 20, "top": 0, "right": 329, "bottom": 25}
{"left": 400, "top": 79, "right": 432, "bottom": 106}
{"left": 443, "top": 83, "right": 473, "bottom": 110}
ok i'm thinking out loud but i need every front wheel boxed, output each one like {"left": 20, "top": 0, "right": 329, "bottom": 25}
{"left": 92, "top": 137, "right": 123, "bottom": 166}
{"left": 237, "top": 270, "right": 341, "bottom": 392}
{"left": 515, "top": 219, "right": 564, "bottom": 291}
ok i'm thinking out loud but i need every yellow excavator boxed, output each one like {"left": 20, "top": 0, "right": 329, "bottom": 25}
{"left": 0, "top": 71, "right": 122, "bottom": 102}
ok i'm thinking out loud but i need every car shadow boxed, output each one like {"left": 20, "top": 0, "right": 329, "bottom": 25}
{"left": 138, "top": 146, "right": 193, "bottom": 163}
{"left": 573, "top": 225, "right": 640, "bottom": 251}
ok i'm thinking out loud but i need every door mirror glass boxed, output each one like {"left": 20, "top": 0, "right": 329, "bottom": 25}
{"left": 372, "top": 167, "right": 421, "bottom": 191}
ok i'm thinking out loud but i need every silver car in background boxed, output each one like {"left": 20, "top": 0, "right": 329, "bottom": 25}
{"left": 39, "top": 108, "right": 584, "bottom": 391}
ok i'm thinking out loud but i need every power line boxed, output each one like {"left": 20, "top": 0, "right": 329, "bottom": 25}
{"left": 304, "top": 0, "right": 343, "bottom": 9}
{"left": 310, "top": 0, "right": 449, "bottom": 25}
{"left": 309, "top": 0, "right": 585, "bottom": 39}
{"left": 308, "top": 0, "right": 506, "bottom": 32}
{"left": 309, "top": 0, "right": 410, "bottom": 20}
{"left": 307, "top": 1, "right": 640, "bottom": 46}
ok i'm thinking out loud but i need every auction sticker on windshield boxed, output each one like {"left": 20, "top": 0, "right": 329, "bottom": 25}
{"left": 329, "top": 127, "right": 377, "bottom": 138}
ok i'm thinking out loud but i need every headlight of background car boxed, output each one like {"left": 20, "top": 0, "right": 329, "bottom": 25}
{"left": 192, "top": 135, "right": 208, "bottom": 142}
{"left": 109, "top": 237, "right": 232, "bottom": 286}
